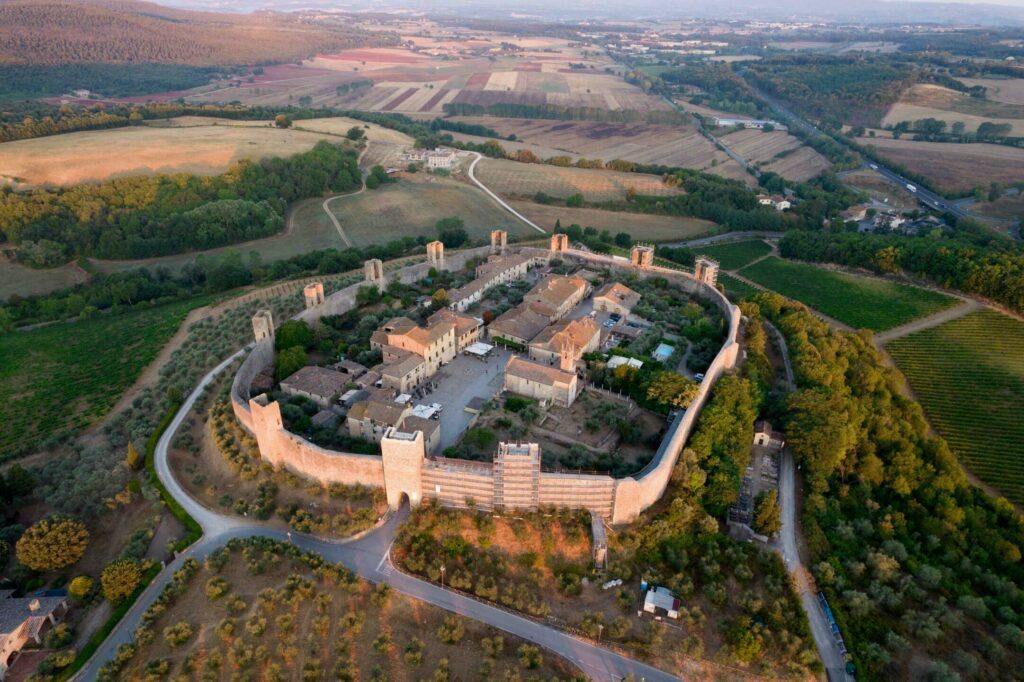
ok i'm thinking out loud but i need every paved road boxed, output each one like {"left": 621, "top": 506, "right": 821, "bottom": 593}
{"left": 664, "top": 95, "right": 751, "bottom": 172}
{"left": 75, "top": 351, "right": 681, "bottom": 682}
{"left": 466, "top": 152, "right": 547, "bottom": 234}
{"left": 764, "top": 322, "right": 852, "bottom": 682}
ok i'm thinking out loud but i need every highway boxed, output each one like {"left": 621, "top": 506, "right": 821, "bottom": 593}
{"left": 74, "top": 351, "right": 680, "bottom": 682}
{"left": 739, "top": 76, "right": 970, "bottom": 219}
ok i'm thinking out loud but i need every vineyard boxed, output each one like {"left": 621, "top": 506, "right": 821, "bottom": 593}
{"left": 717, "top": 273, "right": 760, "bottom": 301}
{"left": 739, "top": 257, "right": 956, "bottom": 331}
{"left": 887, "top": 310, "right": 1024, "bottom": 504}
{"left": 694, "top": 239, "right": 772, "bottom": 270}
{"left": 0, "top": 298, "right": 208, "bottom": 458}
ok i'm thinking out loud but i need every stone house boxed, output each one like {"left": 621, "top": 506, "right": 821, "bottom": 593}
{"left": 487, "top": 304, "right": 551, "bottom": 346}
{"left": 528, "top": 317, "right": 601, "bottom": 367}
{"left": 523, "top": 274, "right": 590, "bottom": 322}
{"left": 346, "top": 398, "right": 439, "bottom": 453}
{"left": 503, "top": 356, "right": 579, "bottom": 407}
{"left": 593, "top": 282, "right": 640, "bottom": 317}
{"left": 753, "top": 420, "right": 785, "bottom": 450}
{"left": 428, "top": 308, "right": 482, "bottom": 352}
{"left": 279, "top": 366, "right": 350, "bottom": 408}
{"left": 0, "top": 592, "right": 68, "bottom": 679}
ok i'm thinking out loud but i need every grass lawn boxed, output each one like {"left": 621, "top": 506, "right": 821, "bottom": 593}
{"left": 887, "top": 310, "right": 1024, "bottom": 505}
{"left": 717, "top": 273, "right": 760, "bottom": 301}
{"left": 693, "top": 240, "right": 773, "bottom": 270}
{"left": 739, "top": 257, "right": 956, "bottom": 331}
{"left": 0, "top": 297, "right": 210, "bottom": 457}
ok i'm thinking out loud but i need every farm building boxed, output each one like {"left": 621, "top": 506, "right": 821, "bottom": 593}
{"left": 713, "top": 117, "right": 787, "bottom": 131}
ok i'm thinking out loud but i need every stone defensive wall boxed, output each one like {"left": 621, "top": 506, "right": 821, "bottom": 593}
{"left": 229, "top": 242, "right": 740, "bottom": 524}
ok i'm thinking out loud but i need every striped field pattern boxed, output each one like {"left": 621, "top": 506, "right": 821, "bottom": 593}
{"left": 887, "top": 310, "right": 1024, "bottom": 504}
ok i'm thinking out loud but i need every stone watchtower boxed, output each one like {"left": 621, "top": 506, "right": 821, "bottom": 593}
{"left": 252, "top": 309, "right": 274, "bottom": 342}
{"left": 550, "top": 233, "right": 569, "bottom": 257}
{"left": 559, "top": 338, "right": 576, "bottom": 373}
{"left": 426, "top": 240, "right": 445, "bottom": 270}
{"left": 630, "top": 244, "right": 655, "bottom": 269}
{"left": 303, "top": 282, "right": 325, "bottom": 309}
{"left": 490, "top": 229, "right": 507, "bottom": 255}
{"left": 380, "top": 427, "right": 425, "bottom": 508}
{"left": 694, "top": 257, "right": 720, "bottom": 286}
{"left": 364, "top": 259, "right": 385, "bottom": 290}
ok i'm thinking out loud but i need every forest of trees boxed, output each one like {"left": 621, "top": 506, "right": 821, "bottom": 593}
{"left": 661, "top": 61, "right": 766, "bottom": 117}
{"left": 0, "top": 141, "right": 360, "bottom": 263}
{"left": 745, "top": 56, "right": 920, "bottom": 128}
{"left": 754, "top": 291, "right": 1024, "bottom": 679}
{"left": 779, "top": 230, "right": 1024, "bottom": 315}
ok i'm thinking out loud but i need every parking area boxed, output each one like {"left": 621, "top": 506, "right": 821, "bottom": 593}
{"left": 428, "top": 346, "right": 514, "bottom": 450}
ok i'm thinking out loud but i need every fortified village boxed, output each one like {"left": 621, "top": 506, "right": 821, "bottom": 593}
{"left": 232, "top": 232, "right": 736, "bottom": 525}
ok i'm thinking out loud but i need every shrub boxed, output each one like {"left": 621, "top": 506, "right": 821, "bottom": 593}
{"left": 436, "top": 615, "right": 465, "bottom": 644}
{"left": 16, "top": 515, "right": 89, "bottom": 571}
{"left": 205, "top": 577, "right": 230, "bottom": 601}
{"left": 100, "top": 559, "right": 141, "bottom": 603}
{"left": 163, "top": 621, "right": 194, "bottom": 647}
{"left": 68, "top": 575, "right": 94, "bottom": 601}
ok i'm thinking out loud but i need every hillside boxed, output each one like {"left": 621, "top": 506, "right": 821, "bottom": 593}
{"left": 0, "top": 0, "right": 392, "bottom": 66}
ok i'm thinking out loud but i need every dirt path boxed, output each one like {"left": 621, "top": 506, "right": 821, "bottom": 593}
{"left": 874, "top": 297, "right": 981, "bottom": 344}
{"left": 321, "top": 142, "right": 371, "bottom": 248}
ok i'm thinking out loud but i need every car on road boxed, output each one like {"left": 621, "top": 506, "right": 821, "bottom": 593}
{"left": 694, "top": 373, "right": 705, "bottom": 381}
{"left": 869, "top": 164, "right": 878, "bottom": 170}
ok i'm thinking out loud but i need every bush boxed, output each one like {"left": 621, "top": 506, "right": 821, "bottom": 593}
{"left": 16, "top": 515, "right": 89, "bottom": 571}
{"left": 68, "top": 575, "right": 94, "bottom": 601}
{"left": 436, "top": 615, "right": 465, "bottom": 644}
{"left": 163, "top": 621, "right": 194, "bottom": 647}
{"left": 100, "top": 559, "right": 141, "bottom": 604}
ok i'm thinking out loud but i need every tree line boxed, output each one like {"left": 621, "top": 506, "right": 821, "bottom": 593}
{"left": 0, "top": 142, "right": 360, "bottom": 264}
{"left": 754, "top": 290, "right": 1024, "bottom": 679}
{"left": 779, "top": 230, "right": 1024, "bottom": 315}
{"left": 442, "top": 101, "right": 687, "bottom": 125}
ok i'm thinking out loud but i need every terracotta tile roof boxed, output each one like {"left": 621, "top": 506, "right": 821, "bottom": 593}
{"left": 280, "top": 366, "right": 349, "bottom": 400}
{"left": 505, "top": 356, "right": 575, "bottom": 387}
{"left": 428, "top": 308, "right": 481, "bottom": 338}
{"left": 593, "top": 281, "right": 641, "bottom": 311}
{"left": 381, "top": 351, "right": 425, "bottom": 378}
{"left": 530, "top": 317, "right": 600, "bottom": 353}
{"left": 489, "top": 304, "right": 550, "bottom": 343}
{"left": 348, "top": 398, "right": 409, "bottom": 426}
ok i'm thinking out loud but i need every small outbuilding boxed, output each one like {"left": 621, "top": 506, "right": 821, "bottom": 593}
{"left": 642, "top": 586, "right": 681, "bottom": 619}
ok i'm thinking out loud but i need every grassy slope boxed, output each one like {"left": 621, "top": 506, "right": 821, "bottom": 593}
{"left": 887, "top": 310, "right": 1024, "bottom": 504}
{"left": 739, "top": 257, "right": 955, "bottom": 331}
{"left": 693, "top": 239, "right": 772, "bottom": 270}
{"left": 0, "top": 297, "right": 209, "bottom": 456}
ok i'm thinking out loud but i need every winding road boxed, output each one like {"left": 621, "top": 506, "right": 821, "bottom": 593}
{"left": 74, "top": 348, "right": 680, "bottom": 682}
{"left": 466, "top": 152, "right": 548, "bottom": 234}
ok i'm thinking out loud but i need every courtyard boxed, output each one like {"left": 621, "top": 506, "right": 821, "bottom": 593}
{"left": 429, "top": 345, "right": 514, "bottom": 450}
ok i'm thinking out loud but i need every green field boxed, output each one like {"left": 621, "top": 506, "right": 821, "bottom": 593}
{"left": 718, "top": 273, "right": 760, "bottom": 301}
{"left": 740, "top": 257, "right": 956, "bottom": 331}
{"left": 0, "top": 298, "right": 208, "bottom": 457}
{"left": 328, "top": 177, "right": 530, "bottom": 247}
{"left": 694, "top": 240, "right": 772, "bottom": 270}
{"left": 887, "top": 311, "right": 1024, "bottom": 504}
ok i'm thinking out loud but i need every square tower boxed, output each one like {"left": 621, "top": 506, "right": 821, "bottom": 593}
{"left": 252, "top": 309, "right": 274, "bottom": 342}
{"left": 490, "top": 229, "right": 507, "bottom": 254}
{"left": 493, "top": 442, "right": 541, "bottom": 511}
{"left": 694, "top": 257, "right": 720, "bottom": 286}
{"left": 426, "top": 240, "right": 445, "bottom": 270}
{"left": 303, "top": 282, "right": 325, "bottom": 309}
{"left": 364, "top": 259, "right": 385, "bottom": 290}
{"left": 550, "top": 233, "right": 569, "bottom": 256}
{"left": 630, "top": 245, "right": 655, "bottom": 269}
